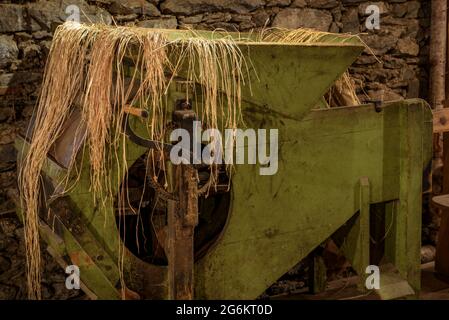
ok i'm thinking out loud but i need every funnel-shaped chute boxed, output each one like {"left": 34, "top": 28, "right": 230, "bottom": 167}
{"left": 161, "top": 29, "right": 365, "bottom": 120}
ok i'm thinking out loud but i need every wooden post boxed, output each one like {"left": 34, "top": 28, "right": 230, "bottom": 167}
{"left": 167, "top": 103, "right": 199, "bottom": 299}
{"left": 430, "top": 0, "right": 446, "bottom": 163}
{"left": 397, "top": 104, "right": 424, "bottom": 293}
{"left": 436, "top": 0, "right": 449, "bottom": 279}
{"left": 167, "top": 165, "right": 198, "bottom": 299}
{"left": 430, "top": 0, "right": 446, "bottom": 110}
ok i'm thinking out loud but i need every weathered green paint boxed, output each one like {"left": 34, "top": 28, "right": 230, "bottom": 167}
{"left": 195, "top": 100, "right": 432, "bottom": 299}
{"left": 239, "top": 43, "right": 364, "bottom": 121}
{"left": 310, "top": 254, "right": 327, "bottom": 294}
{"left": 339, "top": 176, "right": 370, "bottom": 292}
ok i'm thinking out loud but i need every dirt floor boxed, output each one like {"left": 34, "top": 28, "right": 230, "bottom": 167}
{"left": 270, "top": 262, "right": 449, "bottom": 300}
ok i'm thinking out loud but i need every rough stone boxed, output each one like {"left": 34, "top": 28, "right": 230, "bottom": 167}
{"left": 360, "top": 2, "right": 389, "bottom": 16}
{"left": 0, "top": 35, "right": 19, "bottom": 68}
{"left": 341, "top": 7, "right": 359, "bottom": 33}
{"left": 397, "top": 37, "right": 419, "bottom": 56}
{"left": 203, "top": 12, "right": 232, "bottom": 23}
{"left": 32, "top": 30, "right": 52, "bottom": 40}
{"left": 239, "top": 21, "right": 257, "bottom": 30}
{"left": 209, "top": 22, "right": 236, "bottom": 30}
{"left": 342, "top": 0, "right": 375, "bottom": 3}
{"left": 0, "top": 4, "right": 32, "bottom": 33}
{"left": 108, "top": 0, "right": 160, "bottom": 16}
{"left": 354, "top": 54, "right": 378, "bottom": 65}
{"left": 181, "top": 14, "right": 204, "bottom": 24}
{"left": 388, "top": 79, "right": 408, "bottom": 89}
{"left": 252, "top": 10, "right": 270, "bottom": 27}
{"left": 362, "top": 68, "right": 400, "bottom": 82}
{"left": 266, "top": 0, "right": 292, "bottom": 7}
{"left": 0, "top": 144, "right": 17, "bottom": 165}
{"left": 392, "top": 1, "right": 420, "bottom": 19}
{"left": 407, "top": 78, "right": 420, "bottom": 98}
{"left": 27, "top": 0, "right": 112, "bottom": 31}
{"left": 37, "top": 40, "right": 52, "bottom": 58}
{"left": 375, "top": 25, "right": 403, "bottom": 39}
{"left": 306, "top": 0, "right": 339, "bottom": 9}
{"left": 0, "top": 171, "right": 16, "bottom": 189}
{"left": 161, "top": 0, "right": 265, "bottom": 15}
{"left": 329, "top": 22, "right": 339, "bottom": 33}
{"left": 14, "top": 32, "right": 33, "bottom": 42}
{"left": 382, "top": 15, "right": 414, "bottom": 26}
{"left": 0, "top": 107, "right": 15, "bottom": 122}
{"left": 331, "top": 7, "right": 342, "bottom": 21}
{"left": 272, "top": 8, "right": 333, "bottom": 31}
{"left": 405, "top": 19, "right": 420, "bottom": 38}
{"left": 367, "top": 84, "right": 404, "bottom": 101}
{"left": 0, "top": 73, "right": 41, "bottom": 97}
{"left": 0, "top": 284, "right": 17, "bottom": 299}
{"left": 362, "top": 34, "right": 398, "bottom": 55}
{"left": 22, "top": 42, "right": 42, "bottom": 68}
{"left": 383, "top": 55, "right": 405, "bottom": 69}
{"left": 116, "top": 14, "right": 139, "bottom": 22}
{"left": 402, "top": 67, "right": 416, "bottom": 81}
{"left": 291, "top": 0, "right": 307, "bottom": 8}
{"left": 231, "top": 14, "right": 252, "bottom": 23}
{"left": 137, "top": 16, "right": 178, "bottom": 29}
{"left": 0, "top": 256, "right": 12, "bottom": 274}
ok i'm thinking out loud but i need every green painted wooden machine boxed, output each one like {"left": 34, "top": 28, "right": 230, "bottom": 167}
{"left": 15, "top": 30, "right": 432, "bottom": 300}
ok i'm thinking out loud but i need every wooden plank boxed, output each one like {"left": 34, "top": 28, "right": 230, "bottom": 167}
{"left": 167, "top": 165, "right": 198, "bottom": 300}
{"left": 433, "top": 108, "right": 449, "bottom": 133}
{"left": 435, "top": 206, "right": 449, "bottom": 277}
{"left": 438, "top": 3, "right": 449, "bottom": 278}
{"left": 309, "top": 252, "right": 327, "bottom": 294}
{"left": 338, "top": 177, "right": 370, "bottom": 291}
{"left": 435, "top": 115, "right": 449, "bottom": 277}
{"left": 394, "top": 104, "right": 423, "bottom": 293}
{"left": 124, "top": 105, "right": 148, "bottom": 118}
{"left": 167, "top": 107, "right": 198, "bottom": 300}
{"left": 46, "top": 246, "right": 98, "bottom": 300}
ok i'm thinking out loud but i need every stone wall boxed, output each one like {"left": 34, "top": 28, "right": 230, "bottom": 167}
{"left": 0, "top": 0, "right": 431, "bottom": 299}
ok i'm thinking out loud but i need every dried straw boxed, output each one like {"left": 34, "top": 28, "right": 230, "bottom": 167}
{"left": 18, "top": 23, "right": 97, "bottom": 300}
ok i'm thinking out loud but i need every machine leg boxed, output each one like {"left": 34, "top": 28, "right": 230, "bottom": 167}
{"left": 167, "top": 165, "right": 198, "bottom": 300}
{"left": 435, "top": 130, "right": 449, "bottom": 279}
{"left": 393, "top": 104, "right": 423, "bottom": 294}
{"left": 309, "top": 247, "right": 327, "bottom": 294}
{"left": 331, "top": 177, "right": 370, "bottom": 292}
{"left": 357, "top": 176, "right": 371, "bottom": 291}
{"left": 166, "top": 101, "right": 200, "bottom": 299}
{"left": 382, "top": 104, "right": 424, "bottom": 298}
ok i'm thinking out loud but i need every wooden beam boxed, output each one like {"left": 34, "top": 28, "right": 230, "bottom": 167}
{"left": 433, "top": 108, "right": 449, "bottom": 133}
{"left": 124, "top": 105, "right": 148, "bottom": 118}
{"left": 430, "top": 0, "right": 447, "bottom": 110}
{"left": 436, "top": 0, "right": 449, "bottom": 281}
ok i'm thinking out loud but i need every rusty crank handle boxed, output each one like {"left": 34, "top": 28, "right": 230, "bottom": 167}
{"left": 122, "top": 107, "right": 202, "bottom": 165}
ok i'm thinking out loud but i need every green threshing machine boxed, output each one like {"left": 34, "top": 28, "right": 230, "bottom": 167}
{"left": 15, "top": 30, "right": 432, "bottom": 299}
